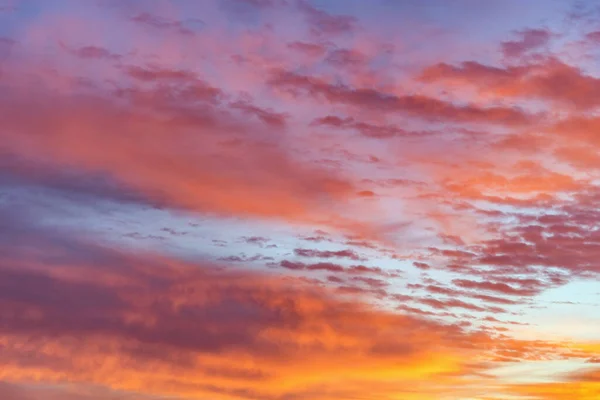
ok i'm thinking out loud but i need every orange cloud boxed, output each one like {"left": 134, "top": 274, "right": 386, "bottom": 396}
{"left": 0, "top": 225, "right": 495, "bottom": 400}
{"left": 3, "top": 2, "right": 600, "bottom": 399}
{"left": 507, "top": 367, "right": 600, "bottom": 400}
{"left": 419, "top": 57, "right": 600, "bottom": 110}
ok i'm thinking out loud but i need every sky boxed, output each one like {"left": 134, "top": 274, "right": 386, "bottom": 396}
{"left": 1, "top": 0, "right": 600, "bottom": 399}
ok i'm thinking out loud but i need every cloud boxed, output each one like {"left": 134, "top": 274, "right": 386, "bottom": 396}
{"left": 277, "top": 259, "right": 399, "bottom": 279}
{"left": 3, "top": 2, "right": 600, "bottom": 398}
{"left": 420, "top": 57, "right": 600, "bottom": 109}
{"left": 419, "top": 297, "right": 505, "bottom": 313}
{"left": 0, "top": 152, "right": 159, "bottom": 207}
{"left": 293, "top": 247, "right": 364, "bottom": 260}
{"left": 324, "top": 48, "right": 366, "bottom": 67}
{"left": 501, "top": 28, "right": 552, "bottom": 58}
{"left": 0, "top": 63, "right": 359, "bottom": 226}
{"left": 0, "top": 208, "right": 507, "bottom": 400}
{"left": 131, "top": 12, "right": 202, "bottom": 36}
{"left": 230, "top": 100, "right": 288, "bottom": 128}
{"left": 297, "top": 0, "right": 357, "bottom": 36}
{"left": 60, "top": 42, "right": 121, "bottom": 60}
{"left": 0, "top": 37, "right": 16, "bottom": 60}
{"left": 311, "top": 115, "right": 425, "bottom": 139}
{"left": 507, "top": 366, "right": 600, "bottom": 399}
{"left": 124, "top": 64, "right": 203, "bottom": 83}
{"left": 271, "top": 70, "right": 536, "bottom": 126}
{"left": 287, "top": 41, "right": 328, "bottom": 58}
{"left": 452, "top": 279, "right": 541, "bottom": 297}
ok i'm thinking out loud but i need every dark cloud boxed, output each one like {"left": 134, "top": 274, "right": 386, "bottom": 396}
{"left": 231, "top": 100, "right": 288, "bottom": 128}
{"left": 0, "top": 37, "right": 15, "bottom": 61}
{"left": 287, "top": 41, "right": 328, "bottom": 57}
{"left": 0, "top": 152, "right": 161, "bottom": 207}
{"left": 293, "top": 247, "right": 364, "bottom": 261}
{"left": 131, "top": 12, "right": 203, "bottom": 35}
{"left": 311, "top": 115, "right": 422, "bottom": 139}
{"left": 452, "top": 279, "right": 540, "bottom": 297}
{"left": 272, "top": 70, "right": 535, "bottom": 126}
{"left": 324, "top": 48, "right": 366, "bottom": 67}
{"left": 501, "top": 28, "right": 551, "bottom": 58}
{"left": 297, "top": 0, "right": 357, "bottom": 36}
{"left": 60, "top": 42, "right": 121, "bottom": 60}
{"left": 278, "top": 260, "right": 395, "bottom": 277}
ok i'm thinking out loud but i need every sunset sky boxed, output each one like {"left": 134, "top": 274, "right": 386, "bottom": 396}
{"left": 1, "top": 0, "right": 600, "bottom": 399}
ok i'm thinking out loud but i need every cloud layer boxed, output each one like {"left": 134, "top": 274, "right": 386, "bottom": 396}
{"left": 1, "top": 0, "right": 600, "bottom": 399}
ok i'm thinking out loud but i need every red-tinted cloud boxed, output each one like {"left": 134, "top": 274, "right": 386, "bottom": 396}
{"left": 420, "top": 57, "right": 600, "bottom": 109}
